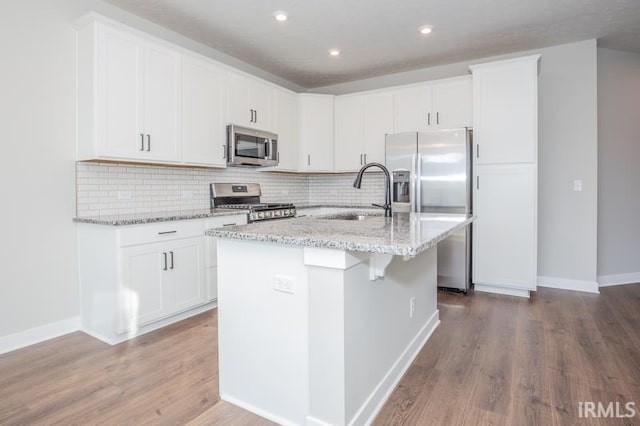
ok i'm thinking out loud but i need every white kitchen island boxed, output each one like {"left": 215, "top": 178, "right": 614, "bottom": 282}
{"left": 206, "top": 212, "right": 472, "bottom": 426}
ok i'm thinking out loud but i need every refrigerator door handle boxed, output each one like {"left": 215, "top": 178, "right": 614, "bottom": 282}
{"left": 414, "top": 153, "right": 421, "bottom": 213}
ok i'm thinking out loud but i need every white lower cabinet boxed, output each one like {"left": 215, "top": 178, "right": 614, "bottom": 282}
{"left": 77, "top": 215, "right": 246, "bottom": 344}
{"left": 119, "top": 237, "right": 206, "bottom": 333}
{"left": 119, "top": 243, "right": 167, "bottom": 331}
{"left": 472, "top": 164, "right": 537, "bottom": 292}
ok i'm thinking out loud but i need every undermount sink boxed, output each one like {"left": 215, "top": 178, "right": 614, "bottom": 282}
{"left": 326, "top": 213, "right": 376, "bottom": 221}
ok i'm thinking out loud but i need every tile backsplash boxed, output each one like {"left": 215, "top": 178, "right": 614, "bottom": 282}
{"left": 76, "top": 162, "right": 386, "bottom": 217}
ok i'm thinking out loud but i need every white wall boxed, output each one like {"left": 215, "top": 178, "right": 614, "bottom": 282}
{"left": 0, "top": 0, "right": 86, "bottom": 338}
{"left": 313, "top": 40, "right": 600, "bottom": 286}
{"left": 597, "top": 48, "right": 640, "bottom": 283}
{"left": 536, "top": 41, "right": 599, "bottom": 285}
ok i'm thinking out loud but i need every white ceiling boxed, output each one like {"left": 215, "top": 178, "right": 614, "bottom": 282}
{"left": 104, "top": 0, "right": 640, "bottom": 88}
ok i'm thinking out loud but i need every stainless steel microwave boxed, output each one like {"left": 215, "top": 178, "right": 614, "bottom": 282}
{"left": 226, "top": 125, "right": 278, "bottom": 167}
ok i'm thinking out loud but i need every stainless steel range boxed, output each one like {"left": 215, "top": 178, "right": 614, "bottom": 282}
{"left": 210, "top": 183, "right": 296, "bottom": 222}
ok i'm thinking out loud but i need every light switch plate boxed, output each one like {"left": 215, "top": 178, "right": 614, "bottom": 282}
{"left": 573, "top": 180, "right": 583, "bottom": 192}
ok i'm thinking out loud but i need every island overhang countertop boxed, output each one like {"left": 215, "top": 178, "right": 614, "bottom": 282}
{"left": 206, "top": 211, "right": 473, "bottom": 257}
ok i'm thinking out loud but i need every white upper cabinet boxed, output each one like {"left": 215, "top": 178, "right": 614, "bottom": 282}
{"left": 334, "top": 91, "right": 393, "bottom": 171}
{"left": 393, "top": 76, "right": 472, "bottom": 133}
{"left": 362, "top": 91, "right": 394, "bottom": 165}
{"left": 298, "top": 94, "right": 334, "bottom": 172}
{"left": 393, "top": 85, "right": 431, "bottom": 133}
{"left": 142, "top": 43, "right": 181, "bottom": 162}
{"left": 94, "top": 25, "right": 143, "bottom": 160}
{"left": 182, "top": 55, "right": 226, "bottom": 167}
{"left": 334, "top": 95, "right": 363, "bottom": 172}
{"left": 470, "top": 56, "right": 539, "bottom": 164}
{"left": 79, "top": 22, "right": 182, "bottom": 162}
{"left": 430, "top": 78, "right": 473, "bottom": 129}
{"left": 271, "top": 88, "right": 299, "bottom": 171}
{"left": 226, "top": 72, "right": 273, "bottom": 130}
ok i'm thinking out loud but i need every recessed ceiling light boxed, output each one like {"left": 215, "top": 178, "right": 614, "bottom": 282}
{"left": 274, "top": 11, "right": 288, "bottom": 21}
{"left": 419, "top": 25, "right": 433, "bottom": 35}
{"left": 329, "top": 48, "right": 341, "bottom": 57}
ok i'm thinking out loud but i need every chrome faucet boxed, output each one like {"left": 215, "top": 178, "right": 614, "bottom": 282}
{"left": 353, "top": 162, "right": 392, "bottom": 217}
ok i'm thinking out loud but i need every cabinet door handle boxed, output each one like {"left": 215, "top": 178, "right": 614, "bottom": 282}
{"left": 140, "top": 133, "right": 145, "bottom": 151}
{"left": 364, "top": 153, "right": 367, "bottom": 164}
{"left": 146, "top": 134, "right": 151, "bottom": 151}
{"left": 222, "top": 223, "right": 236, "bottom": 227}
{"left": 436, "top": 112, "right": 440, "bottom": 125}
{"left": 307, "top": 154, "right": 311, "bottom": 166}
{"left": 170, "top": 251, "right": 174, "bottom": 269}
{"left": 427, "top": 112, "right": 431, "bottom": 126}
{"left": 163, "top": 252, "right": 168, "bottom": 271}
{"left": 476, "top": 144, "right": 480, "bottom": 159}
{"left": 255, "top": 109, "right": 258, "bottom": 123}
{"left": 158, "top": 230, "right": 177, "bottom": 235}
{"left": 222, "top": 144, "right": 227, "bottom": 159}
{"left": 249, "top": 109, "right": 253, "bottom": 123}
{"left": 360, "top": 154, "right": 363, "bottom": 165}
{"left": 476, "top": 176, "right": 480, "bottom": 190}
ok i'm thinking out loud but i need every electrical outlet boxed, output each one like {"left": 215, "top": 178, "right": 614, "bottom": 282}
{"left": 409, "top": 297, "right": 415, "bottom": 318}
{"left": 117, "top": 191, "right": 132, "bottom": 200}
{"left": 274, "top": 275, "right": 295, "bottom": 294}
{"left": 573, "top": 179, "right": 583, "bottom": 192}
{"left": 182, "top": 190, "right": 194, "bottom": 199}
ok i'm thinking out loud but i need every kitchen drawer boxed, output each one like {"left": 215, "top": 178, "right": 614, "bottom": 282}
{"left": 117, "top": 219, "right": 205, "bottom": 247}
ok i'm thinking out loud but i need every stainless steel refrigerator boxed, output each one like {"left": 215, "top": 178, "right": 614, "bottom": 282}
{"left": 386, "top": 128, "right": 472, "bottom": 292}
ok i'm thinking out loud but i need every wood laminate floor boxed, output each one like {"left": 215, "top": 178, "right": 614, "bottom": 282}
{"left": 1, "top": 285, "right": 639, "bottom": 425}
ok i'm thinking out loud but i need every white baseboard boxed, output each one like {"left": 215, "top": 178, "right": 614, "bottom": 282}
{"left": 221, "top": 393, "right": 297, "bottom": 426}
{"left": 354, "top": 310, "right": 440, "bottom": 426}
{"left": 537, "top": 276, "right": 599, "bottom": 294}
{"left": 82, "top": 301, "right": 217, "bottom": 345}
{"left": 474, "top": 283, "right": 530, "bottom": 298}
{"left": 224, "top": 311, "right": 441, "bottom": 426}
{"left": 598, "top": 272, "right": 640, "bottom": 287}
{"left": 0, "top": 316, "right": 80, "bottom": 355}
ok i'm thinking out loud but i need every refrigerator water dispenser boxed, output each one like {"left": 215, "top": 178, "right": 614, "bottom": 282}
{"left": 392, "top": 170, "right": 411, "bottom": 212}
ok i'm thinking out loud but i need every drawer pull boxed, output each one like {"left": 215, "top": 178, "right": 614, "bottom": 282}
{"left": 158, "top": 230, "right": 177, "bottom": 235}
{"left": 222, "top": 223, "right": 236, "bottom": 227}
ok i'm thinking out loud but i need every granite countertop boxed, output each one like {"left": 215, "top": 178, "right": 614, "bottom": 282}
{"left": 206, "top": 212, "right": 473, "bottom": 257}
{"left": 73, "top": 208, "right": 248, "bottom": 226}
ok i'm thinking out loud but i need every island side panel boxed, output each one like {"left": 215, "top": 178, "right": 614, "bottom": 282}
{"left": 217, "top": 239, "right": 310, "bottom": 425}
{"left": 306, "top": 247, "right": 440, "bottom": 426}
{"left": 343, "top": 248, "right": 439, "bottom": 424}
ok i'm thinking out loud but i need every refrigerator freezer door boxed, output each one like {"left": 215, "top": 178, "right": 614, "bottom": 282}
{"left": 386, "top": 132, "right": 418, "bottom": 212}
{"left": 418, "top": 129, "right": 470, "bottom": 214}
